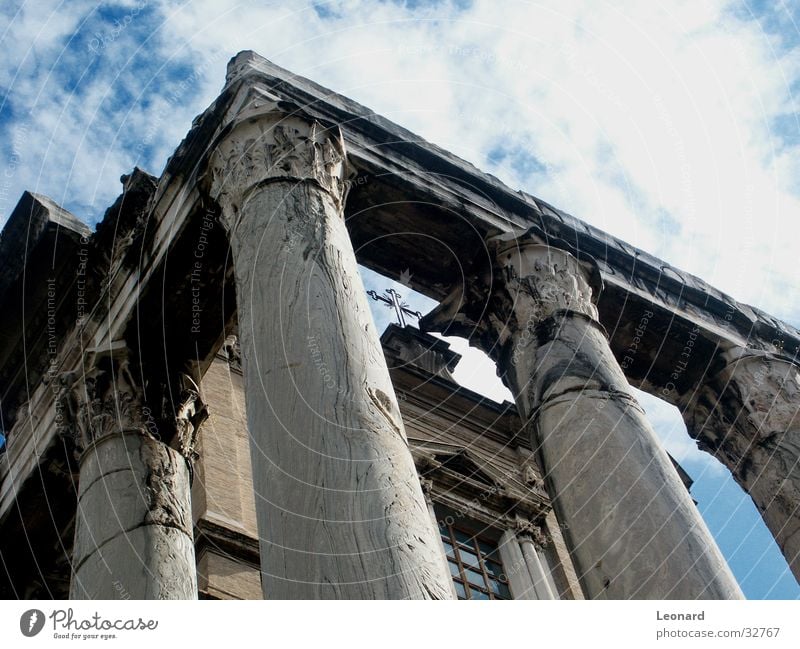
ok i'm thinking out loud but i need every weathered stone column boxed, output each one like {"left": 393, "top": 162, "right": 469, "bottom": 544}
{"left": 422, "top": 227, "right": 742, "bottom": 599}
{"left": 516, "top": 520, "right": 556, "bottom": 600}
{"left": 535, "top": 540, "right": 562, "bottom": 598}
{"left": 497, "top": 529, "right": 535, "bottom": 599}
{"left": 685, "top": 349, "right": 800, "bottom": 580}
{"left": 419, "top": 476, "right": 459, "bottom": 599}
{"left": 206, "top": 103, "right": 454, "bottom": 599}
{"left": 66, "top": 343, "right": 198, "bottom": 599}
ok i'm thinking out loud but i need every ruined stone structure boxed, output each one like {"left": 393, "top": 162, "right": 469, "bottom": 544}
{"left": 0, "top": 51, "right": 797, "bottom": 599}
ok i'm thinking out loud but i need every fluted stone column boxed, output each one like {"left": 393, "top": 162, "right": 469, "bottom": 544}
{"left": 535, "top": 542, "right": 561, "bottom": 598}
{"left": 422, "top": 227, "right": 742, "bottom": 599}
{"left": 497, "top": 529, "right": 535, "bottom": 599}
{"left": 497, "top": 519, "right": 557, "bottom": 600}
{"left": 206, "top": 103, "right": 454, "bottom": 599}
{"left": 516, "top": 520, "right": 556, "bottom": 600}
{"left": 65, "top": 344, "right": 197, "bottom": 599}
{"left": 685, "top": 349, "right": 800, "bottom": 580}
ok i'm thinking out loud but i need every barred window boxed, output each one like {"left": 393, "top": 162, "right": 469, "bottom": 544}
{"left": 440, "top": 519, "right": 510, "bottom": 600}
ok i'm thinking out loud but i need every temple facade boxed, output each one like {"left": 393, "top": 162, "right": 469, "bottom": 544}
{"left": 0, "top": 51, "right": 797, "bottom": 599}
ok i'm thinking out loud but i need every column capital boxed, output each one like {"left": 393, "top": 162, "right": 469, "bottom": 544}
{"left": 171, "top": 373, "right": 208, "bottom": 466}
{"left": 54, "top": 341, "right": 150, "bottom": 459}
{"left": 687, "top": 347, "right": 800, "bottom": 455}
{"left": 419, "top": 226, "right": 602, "bottom": 363}
{"left": 510, "top": 515, "right": 550, "bottom": 549}
{"left": 223, "top": 334, "right": 242, "bottom": 372}
{"left": 53, "top": 342, "right": 206, "bottom": 468}
{"left": 205, "top": 101, "right": 348, "bottom": 224}
{"left": 684, "top": 346, "right": 800, "bottom": 580}
{"left": 418, "top": 476, "right": 436, "bottom": 507}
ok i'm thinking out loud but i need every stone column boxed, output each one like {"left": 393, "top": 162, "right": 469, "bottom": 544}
{"left": 516, "top": 520, "right": 556, "bottom": 600}
{"left": 206, "top": 103, "right": 454, "bottom": 599}
{"left": 542, "top": 509, "right": 584, "bottom": 599}
{"left": 65, "top": 343, "right": 198, "bottom": 599}
{"left": 421, "top": 227, "right": 742, "bottom": 599}
{"left": 419, "top": 476, "right": 439, "bottom": 525}
{"left": 536, "top": 542, "right": 562, "bottom": 599}
{"left": 419, "top": 475, "right": 459, "bottom": 599}
{"left": 685, "top": 349, "right": 800, "bottom": 580}
{"left": 497, "top": 529, "right": 535, "bottom": 599}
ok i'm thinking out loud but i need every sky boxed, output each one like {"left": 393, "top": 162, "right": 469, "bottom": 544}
{"left": 1, "top": 0, "right": 799, "bottom": 599}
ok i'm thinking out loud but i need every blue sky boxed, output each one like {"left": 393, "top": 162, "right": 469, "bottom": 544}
{"left": 1, "top": 0, "right": 799, "bottom": 599}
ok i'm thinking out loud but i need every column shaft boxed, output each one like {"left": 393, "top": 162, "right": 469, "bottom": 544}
{"left": 420, "top": 477, "right": 459, "bottom": 599}
{"left": 519, "top": 537, "right": 555, "bottom": 599}
{"left": 518, "top": 314, "right": 741, "bottom": 598}
{"left": 536, "top": 543, "right": 562, "bottom": 599}
{"left": 421, "top": 230, "right": 743, "bottom": 599}
{"left": 498, "top": 530, "right": 535, "bottom": 599}
{"left": 686, "top": 352, "right": 800, "bottom": 580}
{"left": 71, "top": 431, "right": 196, "bottom": 599}
{"left": 209, "top": 109, "right": 453, "bottom": 599}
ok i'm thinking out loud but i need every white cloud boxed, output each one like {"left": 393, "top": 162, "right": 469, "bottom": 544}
{"left": 148, "top": 0, "right": 800, "bottom": 322}
{"left": 4, "top": 1, "right": 799, "bottom": 330}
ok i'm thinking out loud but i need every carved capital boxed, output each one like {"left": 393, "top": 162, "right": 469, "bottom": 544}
{"left": 520, "top": 463, "right": 544, "bottom": 491}
{"left": 53, "top": 371, "right": 82, "bottom": 452}
{"left": 206, "top": 99, "right": 348, "bottom": 224}
{"left": 420, "top": 225, "right": 601, "bottom": 363}
{"left": 687, "top": 349, "right": 800, "bottom": 473}
{"left": 54, "top": 342, "right": 150, "bottom": 458}
{"left": 718, "top": 350, "right": 800, "bottom": 440}
{"left": 419, "top": 476, "right": 435, "bottom": 499}
{"left": 493, "top": 233, "right": 598, "bottom": 321}
{"left": 52, "top": 343, "right": 210, "bottom": 465}
{"left": 512, "top": 515, "right": 550, "bottom": 549}
{"left": 223, "top": 334, "right": 242, "bottom": 372}
{"left": 170, "top": 373, "right": 209, "bottom": 464}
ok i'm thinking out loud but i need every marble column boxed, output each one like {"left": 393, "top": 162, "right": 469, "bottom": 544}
{"left": 536, "top": 542, "right": 562, "bottom": 599}
{"left": 497, "top": 529, "right": 535, "bottom": 599}
{"left": 421, "top": 227, "right": 742, "bottom": 599}
{"left": 684, "top": 349, "right": 800, "bottom": 580}
{"left": 206, "top": 104, "right": 454, "bottom": 599}
{"left": 419, "top": 475, "right": 459, "bottom": 599}
{"left": 65, "top": 343, "right": 197, "bottom": 599}
{"left": 516, "top": 520, "right": 556, "bottom": 600}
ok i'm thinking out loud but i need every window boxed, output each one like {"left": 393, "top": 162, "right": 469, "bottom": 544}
{"left": 439, "top": 519, "right": 510, "bottom": 600}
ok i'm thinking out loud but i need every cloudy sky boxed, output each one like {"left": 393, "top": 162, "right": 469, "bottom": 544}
{"left": 1, "top": 0, "right": 799, "bottom": 598}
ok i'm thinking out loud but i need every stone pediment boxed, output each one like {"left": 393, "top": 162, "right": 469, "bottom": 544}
{"left": 410, "top": 439, "right": 502, "bottom": 488}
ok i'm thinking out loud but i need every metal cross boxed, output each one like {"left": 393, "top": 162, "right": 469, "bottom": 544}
{"left": 367, "top": 288, "right": 423, "bottom": 328}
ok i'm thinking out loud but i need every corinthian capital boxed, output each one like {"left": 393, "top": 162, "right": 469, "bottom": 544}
{"left": 511, "top": 515, "right": 550, "bottom": 549}
{"left": 171, "top": 373, "right": 208, "bottom": 465}
{"left": 206, "top": 100, "right": 348, "bottom": 220}
{"left": 54, "top": 341, "right": 150, "bottom": 457}
{"left": 493, "top": 232, "right": 599, "bottom": 323}
{"left": 688, "top": 347, "right": 800, "bottom": 459}
{"left": 419, "top": 225, "right": 601, "bottom": 362}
